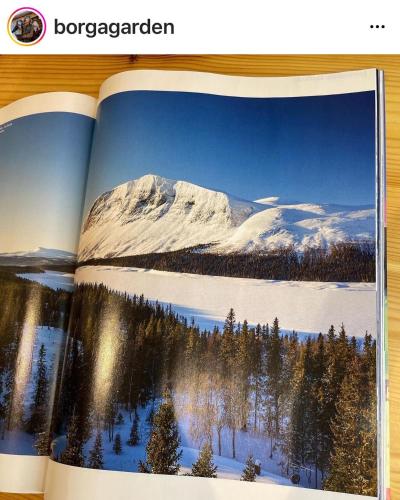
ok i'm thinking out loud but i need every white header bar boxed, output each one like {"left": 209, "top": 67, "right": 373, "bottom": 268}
{"left": 0, "top": 0, "right": 398, "bottom": 54}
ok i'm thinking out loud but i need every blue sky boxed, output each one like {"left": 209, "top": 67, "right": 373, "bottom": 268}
{"left": 0, "top": 112, "right": 94, "bottom": 253}
{"left": 85, "top": 89, "right": 375, "bottom": 214}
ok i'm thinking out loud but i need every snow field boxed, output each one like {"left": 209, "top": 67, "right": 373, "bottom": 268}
{"left": 75, "top": 266, "right": 376, "bottom": 338}
{"left": 17, "top": 271, "right": 75, "bottom": 292}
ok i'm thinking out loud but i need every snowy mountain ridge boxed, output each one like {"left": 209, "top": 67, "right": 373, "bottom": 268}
{"left": 78, "top": 174, "right": 374, "bottom": 261}
{"left": 0, "top": 247, "right": 76, "bottom": 260}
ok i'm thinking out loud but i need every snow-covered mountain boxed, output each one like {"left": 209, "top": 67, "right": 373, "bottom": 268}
{"left": 78, "top": 174, "right": 374, "bottom": 261}
{"left": 0, "top": 247, "right": 76, "bottom": 260}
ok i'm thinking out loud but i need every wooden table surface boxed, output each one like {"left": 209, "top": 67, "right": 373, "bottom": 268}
{"left": 0, "top": 55, "right": 399, "bottom": 500}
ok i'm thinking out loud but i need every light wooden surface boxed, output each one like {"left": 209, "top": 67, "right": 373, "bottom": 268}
{"left": 0, "top": 55, "right": 398, "bottom": 500}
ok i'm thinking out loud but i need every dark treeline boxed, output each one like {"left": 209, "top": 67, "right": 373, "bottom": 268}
{"left": 79, "top": 241, "right": 375, "bottom": 282}
{"left": 0, "top": 269, "right": 71, "bottom": 450}
{"left": 57, "top": 283, "right": 377, "bottom": 495}
{"left": 0, "top": 264, "right": 76, "bottom": 274}
{"left": 0, "top": 261, "right": 76, "bottom": 274}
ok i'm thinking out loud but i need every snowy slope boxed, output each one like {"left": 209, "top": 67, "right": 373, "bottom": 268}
{"left": 78, "top": 174, "right": 374, "bottom": 261}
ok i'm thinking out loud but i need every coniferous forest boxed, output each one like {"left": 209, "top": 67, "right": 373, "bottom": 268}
{"left": 55, "top": 282, "right": 377, "bottom": 496}
{"left": 79, "top": 241, "right": 375, "bottom": 282}
{"left": 0, "top": 268, "right": 71, "bottom": 455}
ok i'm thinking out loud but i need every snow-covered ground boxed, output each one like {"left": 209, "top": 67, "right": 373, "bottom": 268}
{"left": 75, "top": 266, "right": 376, "bottom": 338}
{"left": 17, "top": 270, "right": 74, "bottom": 292}
{"left": 177, "top": 413, "right": 291, "bottom": 484}
{"left": 53, "top": 405, "right": 291, "bottom": 486}
{"left": 0, "top": 327, "right": 66, "bottom": 455}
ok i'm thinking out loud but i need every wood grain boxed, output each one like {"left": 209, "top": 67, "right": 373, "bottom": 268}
{"left": 0, "top": 55, "right": 398, "bottom": 500}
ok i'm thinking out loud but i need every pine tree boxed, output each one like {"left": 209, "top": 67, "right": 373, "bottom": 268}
{"left": 191, "top": 443, "right": 217, "bottom": 478}
{"left": 116, "top": 412, "right": 125, "bottom": 425}
{"left": 127, "top": 413, "right": 140, "bottom": 446}
{"left": 236, "top": 320, "right": 251, "bottom": 429}
{"left": 145, "top": 396, "right": 182, "bottom": 474}
{"left": 105, "top": 398, "right": 117, "bottom": 442}
{"left": 61, "top": 412, "right": 84, "bottom": 466}
{"left": 146, "top": 407, "right": 155, "bottom": 427}
{"left": 34, "top": 431, "right": 50, "bottom": 456}
{"left": 289, "top": 338, "right": 314, "bottom": 467}
{"left": 324, "top": 361, "right": 365, "bottom": 494}
{"left": 220, "top": 309, "right": 236, "bottom": 367}
{"left": 265, "top": 317, "right": 283, "bottom": 453}
{"left": 220, "top": 309, "right": 240, "bottom": 459}
{"left": 88, "top": 431, "right": 104, "bottom": 469}
{"left": 241, "top": 454, "right": 257, "bottom": 482}
{"left": 26, "top": 344, "right": 48, "bottom": 435}
{"left": 113, "top": 433, "right": 122, "bottom": 455}
{"left": 357, "top": 390, "right": 377, "bottom": 496}
{"left": 138, "top": 460, "right": 150, "bottom": 473}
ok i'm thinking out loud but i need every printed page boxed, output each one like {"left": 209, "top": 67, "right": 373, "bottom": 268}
{"left": 46, "top": 69, "right": 380, "bottom": 500}
{"left": 0, "top": 93, "right": 96, "bottom": 493}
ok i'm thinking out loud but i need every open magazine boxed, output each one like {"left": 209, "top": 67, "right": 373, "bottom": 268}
{"left": 0, "top": 69, "right": 387, "bottom": 500}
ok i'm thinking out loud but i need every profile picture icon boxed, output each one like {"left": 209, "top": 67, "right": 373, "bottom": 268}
{"left": 8, "top": 7, "right": 46, "bottom": 45}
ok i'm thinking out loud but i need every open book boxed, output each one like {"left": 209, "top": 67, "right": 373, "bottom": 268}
{"left": 0, "top": 69, "right": 387, "bottom": 500}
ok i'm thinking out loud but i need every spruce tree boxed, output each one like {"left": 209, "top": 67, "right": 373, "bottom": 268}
{"left": 127, "top": 413, "right": 140, "bottom": 446}
{"left": 61, "top": 413, "right": 84, "bottom": 466}
{"left": 146, "top": 407, "right": 155, "bottom": 427}
{"left": 266, "top": 317, "right": 283, "bottom": 451}
{"left": 237, "top": 319, "right": 251, "bottom": 429}
{"left": 113, "top": 433, "right": 122, "bottom": 455}
{"left": 88, "top": 431, "right": 104, "bottom": 469}
{"left": 241, "top": 455, "right": 257, "bottom": 482}
{"left": 191, "top": 443, "right": 217, "bottom": 478}
{"left": 145, "top": 397, "right": 182, "bottom": 474}
{"left": 289, "top": 338, "right": 314, "bottom": 467}
{"left": 116, "top": 412, "right": 125, "bottom": 425}
{"left": 138, "top": 460, "right": 150, "bottom": 473}
{"left": 34, "top": 431, "right": 50, "bottom": 456}
{"left": 324, "top": 362, "right": 364, "bottom": 494}
{"left": 357, "top": 390, "right": 377, "bottom": 496}
{"left": 26, "top": 344, "right": 48, "bottom": 435}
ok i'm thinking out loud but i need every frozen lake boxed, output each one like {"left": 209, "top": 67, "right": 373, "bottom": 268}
{"left": 17, "top": 270, "right": 74, "bottom": 292}
{"left": 75, "top": 266, "right": 376, "bottom": 338}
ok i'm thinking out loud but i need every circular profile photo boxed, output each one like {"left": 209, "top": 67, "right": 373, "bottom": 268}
{"left": 8, "top": 7, "right": 46, "bottom": 45}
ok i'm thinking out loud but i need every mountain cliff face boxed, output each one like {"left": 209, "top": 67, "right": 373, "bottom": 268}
{"left": 78, "top": 174, "right": 374, "bottom": 261}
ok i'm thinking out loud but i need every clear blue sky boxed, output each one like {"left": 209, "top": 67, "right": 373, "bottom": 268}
{"left": 85, "top": 89, "right": 375, "bottom": 214}
{"left": 0, "top": 112, "right": 94, "bottom": 253}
